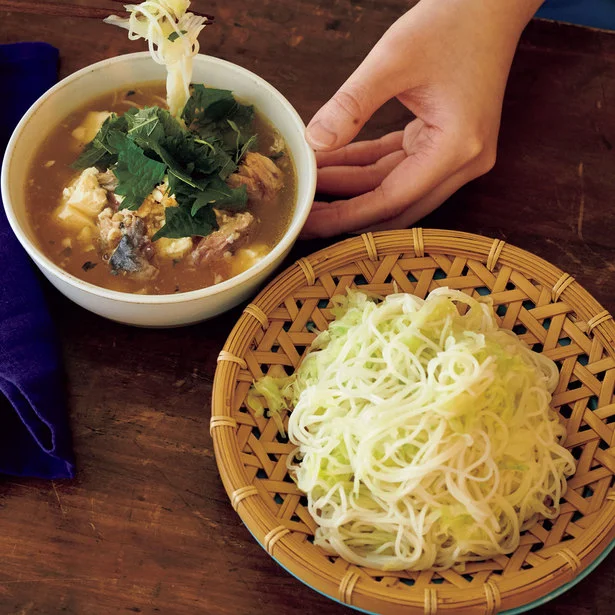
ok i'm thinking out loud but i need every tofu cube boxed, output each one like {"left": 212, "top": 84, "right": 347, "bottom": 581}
{"left": 63, "top": 167, "right": 109, "bottom": 218}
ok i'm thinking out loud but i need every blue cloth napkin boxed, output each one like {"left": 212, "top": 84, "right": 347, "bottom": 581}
{"left": 0, "top": 42, "right": 75, "bottom": 479}
{"left": 538, "top": 0, "right": 615, "bottom": 30}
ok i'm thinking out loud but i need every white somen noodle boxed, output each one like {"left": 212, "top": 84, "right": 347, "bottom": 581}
{"left": 248, "top": 288, "right": 576, "bottom": 571}
{"left": 105, "top": 1, "right": 209, "bottom": 117}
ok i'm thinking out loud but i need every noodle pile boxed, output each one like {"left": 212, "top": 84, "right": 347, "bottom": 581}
{"left": 105, "top": 1, "right": 209, "bottom": 117}
{"left": 249, "top": 288, "right": 576, "bottom": 571}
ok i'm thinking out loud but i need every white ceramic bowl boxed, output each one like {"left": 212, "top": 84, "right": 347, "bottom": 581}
{"left": 1, "top": 52, "right": 316, "bottom": 327}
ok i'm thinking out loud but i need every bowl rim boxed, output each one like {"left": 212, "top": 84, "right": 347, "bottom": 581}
{"left": 1, "top": 51, "right": 316, "bottom": 305}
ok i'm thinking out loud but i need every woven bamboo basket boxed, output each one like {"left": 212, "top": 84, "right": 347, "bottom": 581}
{"left": 211, "top": 229, "right": 615, "bottom": 615}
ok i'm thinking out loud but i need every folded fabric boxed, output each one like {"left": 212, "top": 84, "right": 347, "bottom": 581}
{"left": 537, "top": 0, "right": 615, "bottom": 30}
{"left": 0, "top": 42, "right": 75, "bottom": 479}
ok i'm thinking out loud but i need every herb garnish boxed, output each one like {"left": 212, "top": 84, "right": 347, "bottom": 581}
{"left": 72, "top": 86, "right": 257, "bottom": 240}
{"left": 168, "top": 30, "right": 187, "bottom": 42}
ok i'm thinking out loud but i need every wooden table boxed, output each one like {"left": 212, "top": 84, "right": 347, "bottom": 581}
{"left": 2, "top": 1, "right": 615, "bottom": 613}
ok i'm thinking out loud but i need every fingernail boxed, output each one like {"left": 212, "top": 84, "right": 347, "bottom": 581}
{"left": 306, "top": 120, "right": 337, "bottom": 149}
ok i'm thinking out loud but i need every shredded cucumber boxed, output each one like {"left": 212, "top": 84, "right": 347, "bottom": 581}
{"left": 249, "top": 288, "right": 576, "bottom": 571}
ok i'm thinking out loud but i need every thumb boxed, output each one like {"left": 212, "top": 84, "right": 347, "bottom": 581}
{"left": 306, "top": 52, "right": 401, "bottom": 151}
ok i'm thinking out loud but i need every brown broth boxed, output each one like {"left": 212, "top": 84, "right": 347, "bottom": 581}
{"left": 25, "top": 83, "right": 297, "bottom": 294}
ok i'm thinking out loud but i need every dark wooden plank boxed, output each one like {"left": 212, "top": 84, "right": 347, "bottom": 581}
{"left": 1, "top": 3, "right": 615, "bottom": 614}
{"left": 0, "top": 1, "right": 122, "bottom": 20}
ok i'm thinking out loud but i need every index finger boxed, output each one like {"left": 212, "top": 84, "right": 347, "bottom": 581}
{"left": 303, "top": 131, "right": 458, "bottom": 238}
{"left": 315, "top": 132, "right": 404, "bottom": 168}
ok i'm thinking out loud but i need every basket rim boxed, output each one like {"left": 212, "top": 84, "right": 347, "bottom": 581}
{"left": 255, "top": 530, "right": 615, "bottom": 615}
{"left": 212, "top": 228, "right": 615, "bottom": 614}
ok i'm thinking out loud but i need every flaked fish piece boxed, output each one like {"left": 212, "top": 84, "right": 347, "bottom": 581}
{"left": 227, "top": 152, "right": 283, "bottom": 202}
{"left": 96, "top": 170, "right": 118, "bottom": 192}
{"left": 192, "top": 211, "right": 255, "bottom": 267}
{"left": 97, "top": 207, "right": 123, "bottom": 250}
{"left": 98, "top": 212, "right": 158, "bottom": 280}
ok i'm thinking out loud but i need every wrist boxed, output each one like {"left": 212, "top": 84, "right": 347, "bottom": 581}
{"left": 479, "top": 0, "right": 545, "bottom": 32}
{"left": 502, "top": 0, "right": 546, "bottom": 28}
{"left": 418, "top": 0, "right": 544, "bottom": 35}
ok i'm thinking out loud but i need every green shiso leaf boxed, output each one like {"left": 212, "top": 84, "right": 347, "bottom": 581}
{"left": 190, "top": 179, "right": 248, "bottom": 216}
{"left": 107, "top": 130, "right": 166, "bottom": 211}
{"left": 71, "top": 110, "right": 134, "bottom": 170}
{"left": 152, "top": 204, "right": 218, "bottom": 240}
{"left": 168, "top": 30, "right": 187, "bottom": 42}
{"left": 71, "top": 85, "right": 257, "bottom": 239}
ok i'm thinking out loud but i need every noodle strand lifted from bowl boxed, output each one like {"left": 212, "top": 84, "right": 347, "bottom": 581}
{"left": 248, "top": 288, "right": 576, "bottom": 571}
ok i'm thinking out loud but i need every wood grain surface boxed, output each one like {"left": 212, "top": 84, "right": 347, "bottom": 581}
{"left": 2, "top": 1, "right": 615, "bottom": 614}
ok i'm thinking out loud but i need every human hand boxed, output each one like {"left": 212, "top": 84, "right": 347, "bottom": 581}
{"left": 302, "top": 0, "right": 543, "bottom": 238}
